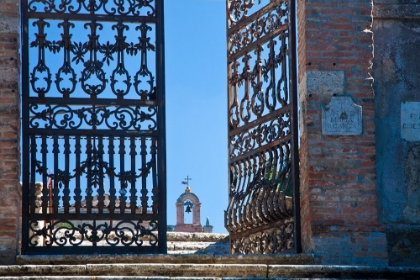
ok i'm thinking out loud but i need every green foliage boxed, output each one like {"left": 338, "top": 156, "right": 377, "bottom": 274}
{"left": 264, "top": 160, "right": 293, "bottom": 197}
{"left": 56, "top": 221, "right": 73, "bottom": 229}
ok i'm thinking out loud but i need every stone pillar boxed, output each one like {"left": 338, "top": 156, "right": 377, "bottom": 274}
{"left": 297, "top": 0, "right": 388, "bottom": 265}
{"left": 373, "top": 0, "right": 420, "bottom": 266}
{"left": 0, "top": 0, "right": 21, "bottom": 265}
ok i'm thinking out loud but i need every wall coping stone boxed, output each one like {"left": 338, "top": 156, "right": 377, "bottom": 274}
{"left": 167, "top": 232, "right": 228, "bottom": 242}
{"left": 16, "top": 253, "right": 314, "bottom": 265}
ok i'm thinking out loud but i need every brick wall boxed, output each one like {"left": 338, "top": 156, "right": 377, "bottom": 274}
{"left": 0, "top": 0, "right": 21, "bottom": 265}
{"left": 297, "top": 0, "right": 388, "bottom": 265}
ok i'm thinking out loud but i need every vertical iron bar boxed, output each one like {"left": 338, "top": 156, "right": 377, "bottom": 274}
{"left": 119, "top": 136, "right": 126, "bottom": 213}
{"left": 98, "top": 136, "right": 104, "bottom": 215}
{"left": 288, "top": 0, "right": 302, "bottom": 253}
{"left": 53, "top": 135, "right": 59, "bottom": 215}
{"left": 109, "top": 136, "right": 115, "bottom": 215}
{"left": 21, "top": 0, "right": 29, "bottom": 254}
{"left": 156, "top": 0, "right": 167, "bottom": 254}
{"left": 226, "top": 0, "right": 233, "bottom": 252}
{"left": 86, "top": 136, "right": 92, "bottom": 214}
{"left": 29, "top": 135, "right": 36, "bottom": 216}
{"left": 92, "top": 219, "right": 97, "bottom": 248}
{"left": 140, "top": 137, "right": 147, "bottom": 215}
{"left": 151, "top": 138, "right": 158, "bottom": 215}
{"left": 75, "top": 135, "right": 81, "bottom": 216}
{"left": 41, "top": 135, "right": 48, "bottom": 216}
{"left": 108, "top": 136, "right": 115, "bottom": 215}
{"left": 130, "top": 136, "right": 136, "bottom": 214}
{"left": 64, "top": 136, "right": 70, "bottom": 214}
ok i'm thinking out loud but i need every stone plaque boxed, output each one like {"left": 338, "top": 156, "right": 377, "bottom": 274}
{"left": 307, "top": 70, "right": 345, "bottom": 96}
{"left": 401, "top": 102, "right": 420, "bottom": 142}
{"left": 322, "top": 96, "right": 362, "bottom": 135}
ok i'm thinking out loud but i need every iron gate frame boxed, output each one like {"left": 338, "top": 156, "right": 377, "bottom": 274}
{"left": 225, "top": 0, "right": 301, "bottom": 254}
{"left": 21, "top": 0, "right": 167, "bottom": 255}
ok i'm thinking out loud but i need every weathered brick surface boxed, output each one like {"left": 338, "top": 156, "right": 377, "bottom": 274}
{"left": 0, "top": 0, "right": 20, "bottom": 265}
{"left": 297, "top": 0, "right": 388, "bottom": 265}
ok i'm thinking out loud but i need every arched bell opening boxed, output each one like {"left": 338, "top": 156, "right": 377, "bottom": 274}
{"left": 175, "top": 186, "right": 202, "bottom": 232}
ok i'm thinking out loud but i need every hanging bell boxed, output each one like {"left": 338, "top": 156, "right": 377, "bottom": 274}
{"left": 185, "top": 205, "right": 192, "bottom": 213}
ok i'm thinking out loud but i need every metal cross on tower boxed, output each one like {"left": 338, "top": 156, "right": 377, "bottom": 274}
{"left": 182, "top": 176, "right": 192, "bottom": 186}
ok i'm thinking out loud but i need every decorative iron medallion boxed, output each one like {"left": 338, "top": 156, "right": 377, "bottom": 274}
{"left": 21, "top": 0, "right": 167, "bottom": 255}
{"left": 225, "top": 0, "right": 301, "bottom": 254}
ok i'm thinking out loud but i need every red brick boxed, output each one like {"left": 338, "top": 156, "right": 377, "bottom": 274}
{"left": 298, "top": 0, "right": 385, "bottom": 265}
{"left": 0, "top": 0, "right": 20, "bottom": 265}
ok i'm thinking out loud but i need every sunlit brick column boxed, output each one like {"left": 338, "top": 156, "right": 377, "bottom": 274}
{"left": 0, "top": 0, "right": 21, "bottom": 265}
{"left": 297, "top": 0, "right": 388, "bottom": 265}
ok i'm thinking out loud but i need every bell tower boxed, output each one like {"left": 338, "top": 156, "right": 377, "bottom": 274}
{"left": 175, "top": 178, "right": 202, "bottom": 232}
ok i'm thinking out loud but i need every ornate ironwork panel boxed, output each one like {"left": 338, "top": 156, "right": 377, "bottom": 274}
{"left": 21, "top": 0, "right": 167, "bottom": 255}
{"left": 225, "top": 0, "right": 301, "bottom": 254}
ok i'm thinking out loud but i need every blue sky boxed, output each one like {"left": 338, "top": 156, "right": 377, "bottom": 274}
{"left": 165, "top": 0, "right": 228, "bottom": 233}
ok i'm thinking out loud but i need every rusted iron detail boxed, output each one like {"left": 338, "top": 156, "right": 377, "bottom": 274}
{"left": 225, "top": 0, "right": 300, "bottom": 254}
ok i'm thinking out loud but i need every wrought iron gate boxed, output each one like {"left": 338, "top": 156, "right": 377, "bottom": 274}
{"left": 21, "top": 0, "right": 166, "bottom": 254}
{"left": 225, "top": 0, "right": 301, "bottom": 254}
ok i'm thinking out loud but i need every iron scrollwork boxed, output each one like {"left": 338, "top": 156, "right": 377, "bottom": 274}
{"left": 28, "top": 13, "right": 157, "bottom": 100}
{"left": 229, "top": 32, "right": 289, "bottom": 129}
{"left": 228, "top": 0, "right": 262, "bottom": 26}
{"left": 28, "top": 0, "right": 156, "bottom": 16}
{"left": 29, "top": 104, "right": 157, "bottom": 131}
{"left": 228, "top": 3, "right": 288, "bottom": 56}
{"left": 30, "top": 19, "right": 53, "bottom": 98}
{"left": 56, "top": 19, "right": 77, "bottom": 97}
{"left": 229, "top": 116, "right": 291, "bottom": 157}
{"left": 231, "top": 220, "right": 294, "bottom": 254}
{"left": 22, "top": 0, "right": 166, "bottom": 255}
{"left": 226, "top": 0, "right": 299, "bottom": 254}
{"left": 28, "top": 219, "right": 158, "bottom": 247}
